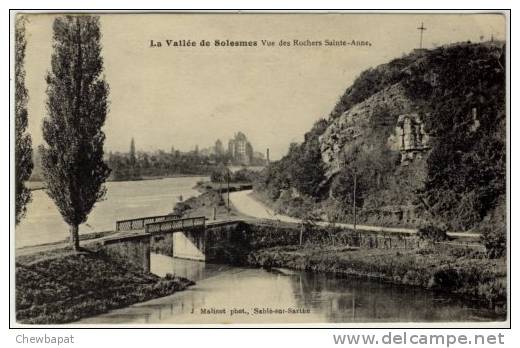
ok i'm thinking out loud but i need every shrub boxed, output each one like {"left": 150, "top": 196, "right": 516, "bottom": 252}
{"left": 428, "top": 266, "right": 461, "bottom": 290}
{"left": 480, "top": 226, "right": 506, "bottom": 258}
{"left": 232, "top": 169, "right": 260, "bottom": 183}
{"left": 210, "top": 164, "right": 229, "bottom": 183}
{"left": 479, "top": 198, "right": 507, "bottom": 258}
{"left": 417, "top": 224, "right": 448, "bottom": 242}
{"left": 172, "top": 202, "right": 191, "bottom": 217}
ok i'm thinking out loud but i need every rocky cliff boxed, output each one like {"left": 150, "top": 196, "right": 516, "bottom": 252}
{"left": 259, "top": 41, "right": 506, "bottom": 230}
{"left": 319, "top": 82, "right": 430, "bottom": 178}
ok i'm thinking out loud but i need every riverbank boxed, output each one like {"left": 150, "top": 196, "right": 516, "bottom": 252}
{"left": 194, "top": 180, "right": 253, "bottom": 194}
{"left": 175, "top": 190, "right": 506, "bottom": 316}
{"left": 16, "top": 249, "right": 194, "bottom": 324}
{"left": 111, "top": 174, "right": 209, "bottom": 182}
{"left": 246, "top": 243, "right": 507, "bottom": 316}
{"left": 198, "top": 220, "right": 506, "bottom": 317}
{"left": 171, "top": 179, "right": 253, "bottom": 221}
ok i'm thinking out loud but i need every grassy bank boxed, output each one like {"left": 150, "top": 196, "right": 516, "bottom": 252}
{"left": 202, "top": 220, "right": 506, "bottom": 314}
{"left": 16, "top": 251, "right": 194, "bottom": 324}
{"left": 174, "top": 183, "right": 247, "bottom": 221}
{"left": 246, "top": 243, "right": 507, "bottom": 315}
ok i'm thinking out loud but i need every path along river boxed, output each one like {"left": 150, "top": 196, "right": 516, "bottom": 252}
{"left": 228, "top": 190, "right": 481, "bottom": 238}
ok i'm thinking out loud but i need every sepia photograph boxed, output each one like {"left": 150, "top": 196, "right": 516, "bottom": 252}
{"left": 11, "top": 11, "right": 509, "bottom": 327}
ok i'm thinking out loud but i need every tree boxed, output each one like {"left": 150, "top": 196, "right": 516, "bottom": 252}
{"left": 15, "top": 15, "right": 33, "bottom": 225}
{"left": 128, "top": 137, "right": 141, "bottom": 179}
{"left": 480, "top": 197, "right": 506, "bottom": 258}
{"left": 210, "top": 163, "right": 229, "bottom": 183}
{"left": 286, "top": 119, "right": 328, "bottom": 197}
{"left": 40, "top": 15, "right": 110, "bottom": 250}
{"left": 129, "top": 137, "right": 136, "bottom": 166}
{"left": 299, "top": 198, "right": 319, "bottom": 246}
{"left": 404, "top": 44, "right": 506, "bottom": 230}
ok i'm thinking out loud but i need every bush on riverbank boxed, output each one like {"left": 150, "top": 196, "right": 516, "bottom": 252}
{"left": 247, "top": 244, "right": 506, "bottom": 315}
{"left": 16, "top": 252, "right": 194, "bottom": 324}
{"left": 417, "top": 224, "right": 449, "bottom": 242}
{"left": 481, "top": 225, "right": 507, "bottom": 259}
{"left": 479, "top": 198, "right": 507, "bottom": 258}
{"left": 210, "top": 166, "right": 260, "bottom": 184}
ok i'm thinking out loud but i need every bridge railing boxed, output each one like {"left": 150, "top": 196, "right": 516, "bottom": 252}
{"left": 145, "top": 216, "right": 206, "bottom": 234}
{"left": 115, "top": 214, "right": 182, "bottom": 232}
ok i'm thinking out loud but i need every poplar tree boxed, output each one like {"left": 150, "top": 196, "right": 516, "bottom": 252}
{"left": 129, "top": 137, "right": 136, "bottom": 166}
{"left": 40, "top": 15, "right": 110, "bottom": 250}
{"left": 15, "top": 15, "right": 33, "bottom": 225}
{"left": 129, "top": 137, "right": 139, "bottom": 179}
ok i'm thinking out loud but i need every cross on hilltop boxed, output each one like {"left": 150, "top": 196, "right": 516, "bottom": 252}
{"left": 417, "top": 22, "right": 427, "bottom": 49}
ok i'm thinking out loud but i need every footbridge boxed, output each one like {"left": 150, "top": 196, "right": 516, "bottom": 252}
{"left": 101, "top": 214, "right": 239, "bottom": 273}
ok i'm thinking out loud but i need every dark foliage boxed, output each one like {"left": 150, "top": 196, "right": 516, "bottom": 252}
{"left": 211, "top": 166, "right": 260, "bottom": 184}
{"left": 257, "top": 119, "right": 328, "bottom": 199}
{"left": 40, "top": 16, "right": 111, "bottom": 249}
{"left": 403, "top": 42, "right": 506, "bottom": 230}
{"left": 229, "top": 168, "right": 261, "bottom": 183}
{"left": 480, "top": 198, "right": 507, "bottom": 258}
{"left": 210, "top": 163, "right": 231, "bottom": 183}
{"left": 16, "top": 253, "right": 194, "bottom": 324}
{"left": 15, "top": 16, "right": 33, "bottom": 224}
{"left": 108, "top": 149, "right": 220, "bottom": 180}
{"left": 417, "top": 224, "right": 448, "bottom": 242}
{"left": 330, "top": 54, "right": 417, "bottom": 118}
{"left": 481, "top": 227, "right": 506, "bottom": 259}
{"left": 286, "top": 119, "right": 329, "bottom": 196}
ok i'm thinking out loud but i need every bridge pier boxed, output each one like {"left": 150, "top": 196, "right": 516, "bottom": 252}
{"left": 145, "top": 217, "right": 208, "bottom": 262}
{"left": 150, "top": 232, "right": 174, "bottom": 257}
{"left": 149, "top": 230, "right": 207, "bottom": 261}
{"left": 101, "top": 233, "right": 151, "bottom": 273}
{"left": 173, "top": 228, "right": 206, "bottom": 261}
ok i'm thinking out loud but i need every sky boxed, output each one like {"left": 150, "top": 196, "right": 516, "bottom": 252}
{"left": 23, "top": 13, "right": 505, "bottom": 160}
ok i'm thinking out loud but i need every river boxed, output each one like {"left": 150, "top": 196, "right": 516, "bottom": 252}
{"left": 78, "top": 255, "right": 504, "bottom": 324}
{"left": 17, "top": 176, "right": 503, "bottom": 324}
{"left": 15, "top": 176, "right": 206, "bottom": 248}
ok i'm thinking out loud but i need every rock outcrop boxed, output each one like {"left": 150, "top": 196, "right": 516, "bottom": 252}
{"left": 387, "top": 113, "right": 430, "bottom": 165}
{"left": 319, "top": 83, "right": 430, "bottom": 178}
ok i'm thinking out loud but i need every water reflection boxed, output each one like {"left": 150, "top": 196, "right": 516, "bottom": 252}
{"left": 79, "top": 256, "right": 504, "bottom": 324}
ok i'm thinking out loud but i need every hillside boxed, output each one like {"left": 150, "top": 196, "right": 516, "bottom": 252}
{"left": 256, "top": 41, "right": 506, "bottom": 232}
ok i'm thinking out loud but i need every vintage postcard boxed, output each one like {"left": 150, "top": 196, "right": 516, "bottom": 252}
{"left": 12, "top": 11, "right": 508, "bottom": 327}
